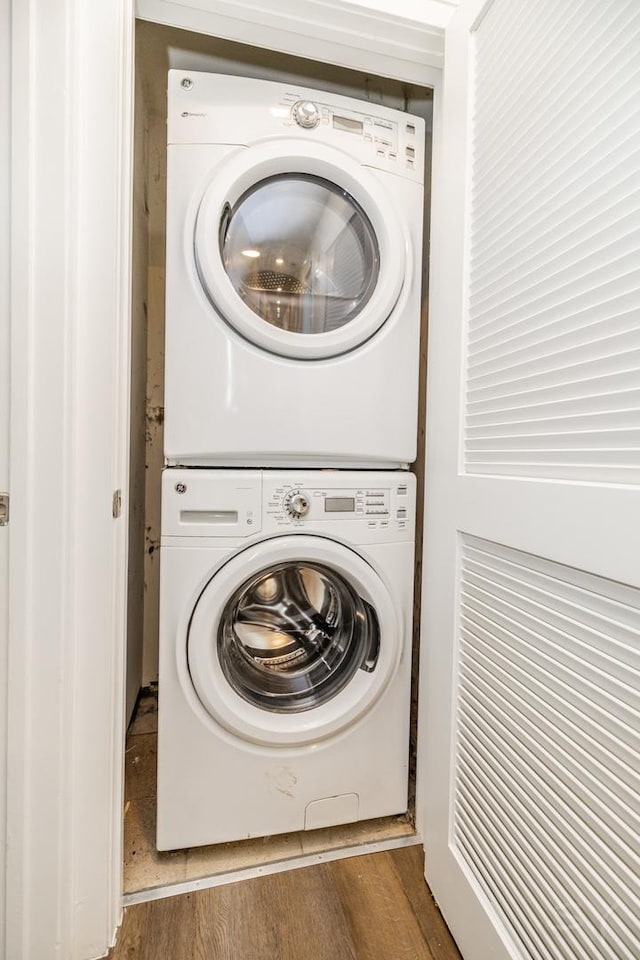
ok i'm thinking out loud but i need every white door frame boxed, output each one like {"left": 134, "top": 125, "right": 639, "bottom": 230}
{"left": 6, "top": 1, "right": 134, "bottom": 958}
{"left": 136, "top": 0, "right": 448, "bottom": 83}
{"left": 1, "top": 0, "right": 11, "bottom": 951}
{"left": 6, "top": 2, "right": 447, "bottom": 958}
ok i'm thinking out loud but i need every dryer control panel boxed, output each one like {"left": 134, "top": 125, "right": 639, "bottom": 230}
{"left": 167, "top": 70, "right": 425, "bottom": 184}
{"left": 284, "top": 94, "right": 405, "bottom": 168}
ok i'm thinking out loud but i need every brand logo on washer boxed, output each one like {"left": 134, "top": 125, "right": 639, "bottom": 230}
{"left": 180, "top": 111, "right": 207, "bottom": 118}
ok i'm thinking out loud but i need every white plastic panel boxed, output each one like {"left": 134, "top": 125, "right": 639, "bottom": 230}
{"left": 454, "top": 534, "right": 640, "bottom": 960}
{"left": 161, "top": 469, "right": 262, "bottom": 538}
{"left": 304, "top": 793, "right": 359, "bottom": 831}
{"left": 464, "top": 0, "right": 640, "bottom": 484}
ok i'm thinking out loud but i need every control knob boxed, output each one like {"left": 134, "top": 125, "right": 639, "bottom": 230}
{"left": 284, "top": 490, "right": 311, "bottom": 519}
{"left": 292, "top": 100, "right": 321, "bottom": 129}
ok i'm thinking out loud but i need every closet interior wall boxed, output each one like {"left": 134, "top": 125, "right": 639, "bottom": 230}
{"left": 127, "top": 19, "right": 433, "bottom": 798}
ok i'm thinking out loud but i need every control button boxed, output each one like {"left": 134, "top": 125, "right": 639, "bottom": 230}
{"left": 397, "top": 485, "right": 408, "bottom": 496}
{"left": 406, "top": 146, "right": 415, "bottom": 158}
{"left": 284, "top": 489, "right": 311, "bottom": 519}
{"left": 397, "top": 508, "right": 407, "bottom": 519}
{"left": 406, "top": 123, "right": 416, "bottom": 135}
{"left": 292, "top": 100, "right": 321, "bottom": 129}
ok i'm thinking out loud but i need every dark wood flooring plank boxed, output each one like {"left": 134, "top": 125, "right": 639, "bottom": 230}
{"left": 329, "top": 851, "right": 436, "bottom": 960}
{"left": 191, "top": 878, "right": 280, "bottom": 959}
{"left": 109, "top": 893, "right": 200, "bottom": 959}
{"left": 192, "top": 863, "right": 355, "bottom": 960}
{"left": 389, "top": 847, "right": 463, "bottom": 960}
{"left": 268, "top": 864, "right": 356, "bottom": 960}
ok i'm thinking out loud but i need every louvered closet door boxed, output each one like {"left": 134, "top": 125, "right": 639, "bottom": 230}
{"left": 419, "top": 2, "right": 640, "bottom": 959}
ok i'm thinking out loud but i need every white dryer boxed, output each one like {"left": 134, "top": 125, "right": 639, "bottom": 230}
{"left": 157, "top": 469, "right": 416, "bottom": 850}
{"left": 165, "top": 71, "right": 425, "bottom": 468}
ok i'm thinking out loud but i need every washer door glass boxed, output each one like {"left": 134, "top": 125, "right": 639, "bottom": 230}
{"left": 218, "top": 560, "right": 380, "bottom": 713}
{"left": 218, "top": 174, "right": 380, "bottom": 335}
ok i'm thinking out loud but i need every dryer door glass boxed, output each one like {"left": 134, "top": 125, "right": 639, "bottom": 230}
{"left": 218, "top": 561, "right": 380, "bottom": 712}
{"left": 218, "top": 174, "right": 380, "bottom": 335}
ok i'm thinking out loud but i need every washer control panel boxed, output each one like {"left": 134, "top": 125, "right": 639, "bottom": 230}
{"left": 162, "top": 470, "right": 416, "bottom": 543}
{"left": 266, "top": 477, "right": 413, "bottom": 534}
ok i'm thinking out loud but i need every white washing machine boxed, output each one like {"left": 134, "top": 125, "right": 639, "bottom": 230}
{"left": 157, "top": 469, "right": 416, "bottom": 850}
{"left": 165, "top": 71, "right": 425, "bottom": 468}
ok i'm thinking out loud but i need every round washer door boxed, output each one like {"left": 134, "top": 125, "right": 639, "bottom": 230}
{"left": 194, "top": 140, "right": 408, "bottom": 360}
{"left": 187, "top": 536, "right": 402, "bottom": 746}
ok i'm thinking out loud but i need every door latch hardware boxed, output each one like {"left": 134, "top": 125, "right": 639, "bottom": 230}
{"left": 112, "top": 489, "right": 122, "bottom": 519}
{"left": 0, "top": 493, "right": 8, "bottom": 526}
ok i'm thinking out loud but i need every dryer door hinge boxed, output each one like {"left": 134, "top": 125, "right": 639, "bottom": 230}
{"left": 0, "top": 493, "right": 9, "bottom": 526}
{"left": 112, "top": 489, "right": 122, "bottom": 519}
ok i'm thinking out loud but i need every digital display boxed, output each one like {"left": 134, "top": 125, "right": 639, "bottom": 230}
{"left": 333, "top": 115, "right": 364, "bottom": 134}
{"left": 324, "top": 497, "right": 356, "bottom": 513}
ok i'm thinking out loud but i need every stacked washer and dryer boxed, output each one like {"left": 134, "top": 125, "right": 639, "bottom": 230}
{"left": 157, "top": 70, "right": 425, "bottom": 850}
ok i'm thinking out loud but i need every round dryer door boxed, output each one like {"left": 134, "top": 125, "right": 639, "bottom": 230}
{"left": 187, "top": 536, "right": 402, "bottom": 746}
{"left": 194, "top": 140, "right": 408, "bottom": 360}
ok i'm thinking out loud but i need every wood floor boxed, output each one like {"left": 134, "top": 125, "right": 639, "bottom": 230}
{"left": 109, "top": 845, "right": 462, "bottom": 960}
